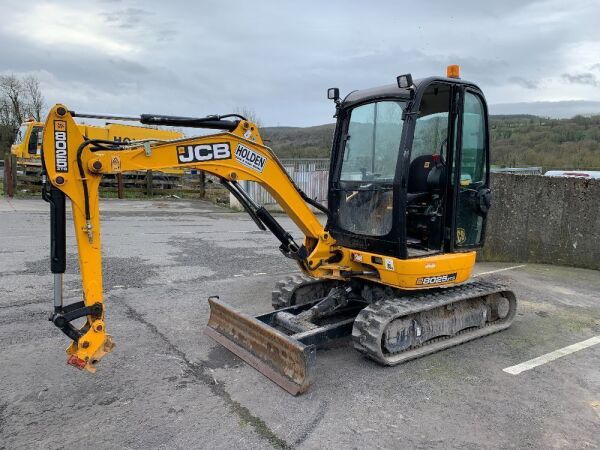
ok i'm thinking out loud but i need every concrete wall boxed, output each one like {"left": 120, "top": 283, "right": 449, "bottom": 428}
{"left": 480, "top": 173, "right": 600, "bottom": 270}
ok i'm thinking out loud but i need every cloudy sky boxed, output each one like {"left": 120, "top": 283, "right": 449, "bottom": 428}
{"left": 1, "top": 0, "right": 600, "bottom": 126}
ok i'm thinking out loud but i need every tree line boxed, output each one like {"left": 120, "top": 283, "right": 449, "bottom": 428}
{"left": 263, "top": 115, "right": 600, "bottom": 170}
{"left": 491, "top": 115, "right": 600, "bottom": 170}
{"left": 2, "top": 74, "right": 599, "bottom": 171}
{"left": 0, "top": 74, "right": 45, "bottom": 156}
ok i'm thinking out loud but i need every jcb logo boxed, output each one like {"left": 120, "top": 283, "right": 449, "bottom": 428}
{"left": 176, "top": 143, "right": 231, "bottom": 164}
{"left": 54, "top": 120, "right": 68, "bottom": 172}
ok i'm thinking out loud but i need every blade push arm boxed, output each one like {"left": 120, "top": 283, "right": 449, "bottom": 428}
{"left": 42, "top": 104, "right": 336, "bottom": 371}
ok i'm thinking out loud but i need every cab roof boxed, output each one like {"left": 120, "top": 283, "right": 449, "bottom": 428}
{"left": 341, "top": 76, "right": 481, "bottom": 108}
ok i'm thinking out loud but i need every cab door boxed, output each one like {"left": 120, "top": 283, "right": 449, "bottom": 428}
{"left": 452, "top": 89, "right": 491, "bottom": 249}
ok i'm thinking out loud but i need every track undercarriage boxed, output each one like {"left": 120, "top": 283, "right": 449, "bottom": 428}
{"left": 206, "top": 276, "right": 517, "bottom": 395}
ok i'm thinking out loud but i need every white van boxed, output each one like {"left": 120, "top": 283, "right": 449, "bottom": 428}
{"left": 544, "top": 170, "right": 600, "bottom": 180}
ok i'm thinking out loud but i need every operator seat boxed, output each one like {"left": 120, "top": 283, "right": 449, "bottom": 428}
{"left": 406, "top": 154, "right": 446, "bottom": 250}
{"left": 406, "top": 154, "right": 444, "bottom": 204}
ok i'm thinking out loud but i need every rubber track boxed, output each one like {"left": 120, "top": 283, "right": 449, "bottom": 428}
{"left": 271, "top": 275, "right": 338, "bottom": 309}
{"left": 351, "top": 280, "right": 517, "bottom": 366}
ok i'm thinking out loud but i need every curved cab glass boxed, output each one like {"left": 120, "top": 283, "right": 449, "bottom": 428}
{"left": 337, "top": 101, "right": 405, "bottom": 236}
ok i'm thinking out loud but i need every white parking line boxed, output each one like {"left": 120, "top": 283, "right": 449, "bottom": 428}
{"left": 503, "top": 336, "right": 600, "bottom": 375}
{"left": 474, "top": 264, "right": 526, "bottom": 277}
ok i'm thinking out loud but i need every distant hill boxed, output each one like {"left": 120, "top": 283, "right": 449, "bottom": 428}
{"left": 262, "top": 115, "right": 600, "bottom": 170}
{"left": 261, "top": 124, "right": 335, "bottom": 158}
{"left": 490, "top": 100, "right": 600, "bottom": 119}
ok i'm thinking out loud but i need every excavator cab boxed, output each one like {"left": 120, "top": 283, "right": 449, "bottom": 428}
{"left": 11, "top": 120, "right": 44, "bottom": 158}
{"left": 206, "top": 73, "right": 506, "bottom": 395}
{"left": 327, "top": 73, "right": 491, "bottom": 260}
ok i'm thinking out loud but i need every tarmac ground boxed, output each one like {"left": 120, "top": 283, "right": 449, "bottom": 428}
{"left": 0, "top": 198, "right": 598, "bottom": 449}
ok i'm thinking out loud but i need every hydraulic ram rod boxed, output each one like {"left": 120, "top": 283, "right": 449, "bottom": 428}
{"left": 69, "top": 112, "right": 140, "bottom": 121}
{"left": 69, "top": 111, "right": 240, "bottom": 130}
{"left": 49, "top": 186, "right": 66, "bottom": 310}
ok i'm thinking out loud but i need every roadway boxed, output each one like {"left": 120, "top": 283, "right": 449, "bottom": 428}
{"left": 0, "top": 198, "right": 598, "bottom": 449}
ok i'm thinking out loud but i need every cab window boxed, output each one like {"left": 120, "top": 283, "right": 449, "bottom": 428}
{"left": 336, "top": 100, "right": 405, "bottom": 236}
{"left": 14, "top": 124, "right": 28, "bottom": 145}
{"left": 455, "top": 91, "right": 488, "bottom": 247}
{"left": 340, "top": 101, "right": 404, "bottom": 182}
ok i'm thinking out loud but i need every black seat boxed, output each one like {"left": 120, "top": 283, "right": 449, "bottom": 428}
{"left": 407, "top": 154, "right": 438, "bottom": 204}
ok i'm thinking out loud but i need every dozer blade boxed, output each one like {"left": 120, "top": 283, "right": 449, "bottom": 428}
{"left": 205, "top": 297, "right": 317, "bottom": 395}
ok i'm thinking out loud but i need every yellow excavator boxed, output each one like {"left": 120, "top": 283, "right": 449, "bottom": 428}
{"left": 42, "top": 66, "right": 516, "bottom": 394}
{"left": 9, "top": 119, "right": 185, "bottom": 193}
{"left": 12, "top": 119, "right": 183, "bottom": 162}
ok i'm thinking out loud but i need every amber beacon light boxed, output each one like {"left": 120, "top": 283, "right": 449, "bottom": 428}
{"left": 447, "top": 64, "right": 460, "bottom": 78}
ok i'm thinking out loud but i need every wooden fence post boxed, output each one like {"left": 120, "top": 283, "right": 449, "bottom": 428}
{"left": 3, "top": 154, "right": 15, "bottom": 198}
{"left": 11, "top": 155, "right": 17, "bottom": 194}
{"left": 145, "top": 170, "right": 153, "bottom": 196}
{"left": 198, "top": 171, "right": 205, "bottom": 198}
{"left": 117, "top": 173, "right": 124, "bottom": 199}
{"left": 2, "top": 154, "right": 7, "bottom": 197}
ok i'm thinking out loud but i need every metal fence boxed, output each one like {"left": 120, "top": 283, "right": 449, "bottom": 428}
{"left": 240, "top": 162, "right": 546, "bottom": 208}
{"left": 241, "top": 158, "right": 330, "bottom": 207}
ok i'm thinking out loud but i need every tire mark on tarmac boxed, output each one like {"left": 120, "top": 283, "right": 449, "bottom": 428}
{"left": 0, "top": 401, "right": 7, "bottom": 449}
{"left": 0, "top": 298, "right": 48, "bottom": 310}
{"left": 292, "top": 399, "right": 328, "bottom": 447}
{"left": 120, "top": 298, "right": 292, "bottom": 450}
